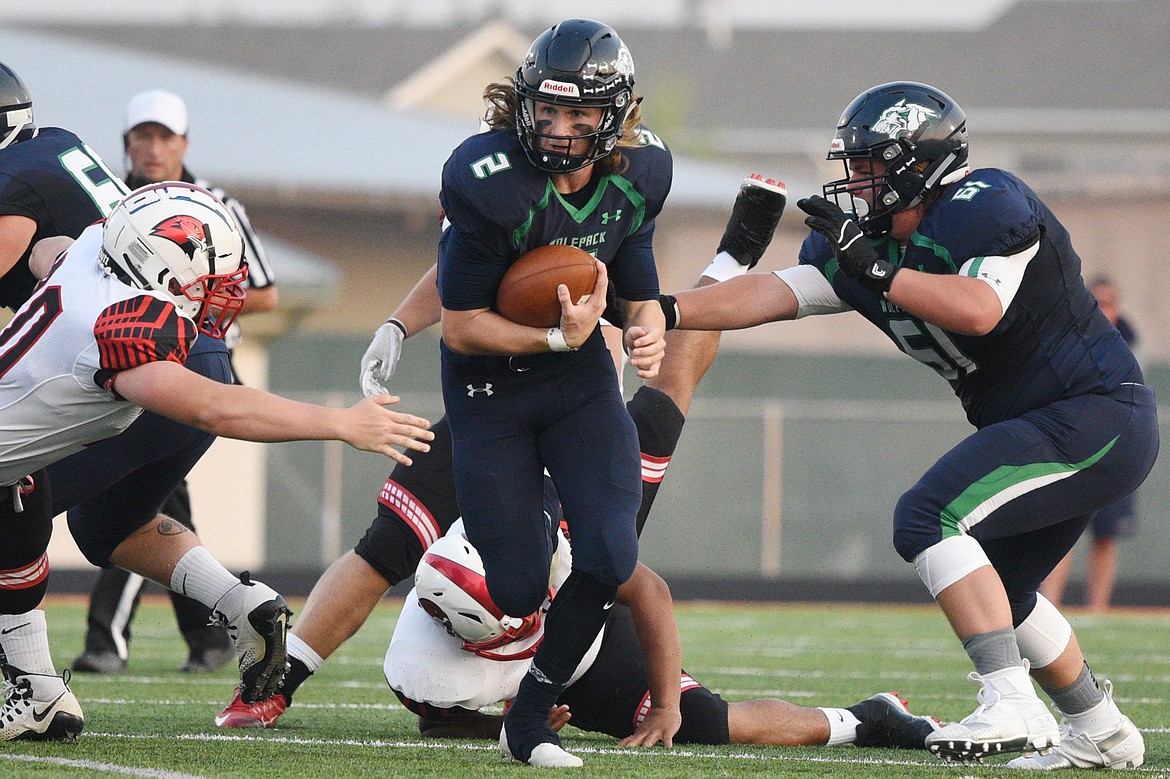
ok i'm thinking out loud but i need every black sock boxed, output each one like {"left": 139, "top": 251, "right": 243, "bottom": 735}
{"left": 279, "top": 656, "right": 313, "bottom": 702}
{"left": 627, "top": 385, "right": 685, "bottom": 535}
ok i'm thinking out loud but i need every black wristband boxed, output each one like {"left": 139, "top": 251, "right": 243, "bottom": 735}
{"left": 387, "top": 317, "right": 408, "bottom": 337}
{"left": 658, "top": 294, "right": 679, "bottom": 331}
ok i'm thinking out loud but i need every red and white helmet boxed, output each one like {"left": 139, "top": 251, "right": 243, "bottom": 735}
{"left": 415, "top": 533, "right": 544, "bottom": 660}
{"left": 100, "top": 181, "right": 247, "bottom": 338}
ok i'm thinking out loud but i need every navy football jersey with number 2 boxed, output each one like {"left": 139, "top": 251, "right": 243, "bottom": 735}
{"left": 437, "top": 127, "right": 672, "bottom": 314}
{"left": 0, "top": 127, "right": 129, "bottom": 308}
{"left": 798, "top": 168, "right": 1139, "bottom": 428}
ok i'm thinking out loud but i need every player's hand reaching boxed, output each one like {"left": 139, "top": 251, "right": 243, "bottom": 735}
{"left": 341, "top": 396, "right": 433, "bottom": 464}
{"left": 547, "top": 704, "right": 571, "bottom": 733}
{"left": 359, "top": 318, "right": 407, "bottom": 397}
{"left": 798, "top": 195, "right": 899, "bottom": 296}
{"left": 619, "top": 705, "right": 682, "bottom": 748}
{"left": 556, "top": 259, "right": 608, "bottom": 349}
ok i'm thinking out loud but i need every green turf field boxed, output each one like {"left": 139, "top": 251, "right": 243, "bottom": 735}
{"left": 3, "top": 597, "right": 1167, "bottom": 777}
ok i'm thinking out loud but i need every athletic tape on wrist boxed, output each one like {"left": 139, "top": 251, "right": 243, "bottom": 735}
{"left": 546, "top": 327, "right": 573, "bottom": 352}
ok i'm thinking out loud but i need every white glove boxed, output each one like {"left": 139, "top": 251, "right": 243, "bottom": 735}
{"left": 359, "top": 319, "right": 407, "bottom": 397}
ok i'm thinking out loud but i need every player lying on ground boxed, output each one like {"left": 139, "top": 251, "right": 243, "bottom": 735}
{"left": 0, "top": 182, "right": 432, "bottom": 742}
{"left": 214, "top": 173, "right": 787, "bottom": 731}
{"left": 387, "top": 519, "right": 942, "bottom": 750}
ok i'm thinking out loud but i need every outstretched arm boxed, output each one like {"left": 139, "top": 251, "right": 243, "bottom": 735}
{"left": 671, "top": 272, "right": 800, "bottom": 331}
{"left": 616, "top": 562, "right": 682, "bottom": 747}
{"left": 115, "top": 360, "right": 433, "bottom": 465}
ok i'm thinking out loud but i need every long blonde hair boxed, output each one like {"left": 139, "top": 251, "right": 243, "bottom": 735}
{"left": 483, "top": 78, "right": 644, "bottom": 176}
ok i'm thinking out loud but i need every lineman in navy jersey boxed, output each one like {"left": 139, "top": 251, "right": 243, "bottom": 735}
{"left": 437, "top": 20, "right": 667, "bottom": 768}
{"left": 667, "top": 82, "right": 1155, "bottom": 769}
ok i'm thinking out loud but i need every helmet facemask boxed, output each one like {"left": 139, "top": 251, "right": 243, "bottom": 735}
{"left": 514, "top": 19, "right": 636, "bottom": 175}
{"left": 101, "top": 182, "right": 248, "bottom": 338}
{"left": 822, "top": 83, "right": 969, "bottom": 236}
{"left": 0, "top": 62, "right": 36, "bottom": 150}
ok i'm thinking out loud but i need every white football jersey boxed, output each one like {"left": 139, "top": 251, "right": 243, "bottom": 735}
{"left": 384, "top": 519, "right": 604, "bottom": 712}
{"left": 0, "top": 224, "right": 196, "bottom": 486}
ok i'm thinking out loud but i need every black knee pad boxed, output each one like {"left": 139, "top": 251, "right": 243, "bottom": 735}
{"left": 676, "top": 685, "right": 731, "bottom": 745}
{"left": 354, "top": 512, "right": 427, "bottom": 588}
{"left": 0, "top": 471, "right": 53, "bottom": 615}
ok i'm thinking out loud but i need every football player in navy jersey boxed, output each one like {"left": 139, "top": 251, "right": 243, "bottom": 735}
{"left": 0, "top": 182, "right": 434, "bottom": 741}
{"left": 665, "top": 82, "right": 1155, "bottom": 769}
{"left": 436, "top": 19, "right": 669, "bottom": 767}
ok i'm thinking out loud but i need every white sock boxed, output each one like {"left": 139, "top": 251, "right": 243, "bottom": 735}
{"left": 287, "top": 633, "right": 324, "bottom": 672}
{"left": 818, "top": 707, "right": 861, "bottom": 745}
{"left": 0, "top": 610, "right": 56, "bottom": 675}
{"left": 169, "top": 546, "right": 241, "bottom": 608}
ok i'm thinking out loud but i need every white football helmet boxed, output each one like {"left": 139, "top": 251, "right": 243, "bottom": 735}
{"left": 415, "top": 533, "right": 545, "bottom": 660}
{"left": 100, "top": 181, "right": 247, "bottom": 337}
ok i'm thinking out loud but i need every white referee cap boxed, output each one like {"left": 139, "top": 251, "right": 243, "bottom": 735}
{"left": 125, "top": 89, "right": 189, "bottom": 136}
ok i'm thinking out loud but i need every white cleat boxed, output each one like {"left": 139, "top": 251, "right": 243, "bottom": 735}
{"left": 0, "top": 666, "right": 84, "bottom": 741}
{"left": 210, "top": 572, "right": 292, "bottom": 704}
{"left": 926, "top": 664, "right": 1060, "bottom": 763}
{"left": 500, "top": 724, "right": 583, "bottom": 768}
{"left": 1007, "top": 680, "right": 1144, "bottom": 770}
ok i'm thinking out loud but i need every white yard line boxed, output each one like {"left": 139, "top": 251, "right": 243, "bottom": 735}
{"left": 0, "top": 754, "right": 206, "bottom": 779}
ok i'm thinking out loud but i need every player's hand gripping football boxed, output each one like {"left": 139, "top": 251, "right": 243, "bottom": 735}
{"left": 341, "top": 396, "right": 433, "bottom": 465}
{"left": 798, "top": 195, "right": 899, "bottom": 295}
{"left": 359, "top": 318, "right": 407, "bottom": 397}
{"left": 556, "top": 259, "right": 608, "bottom": 348}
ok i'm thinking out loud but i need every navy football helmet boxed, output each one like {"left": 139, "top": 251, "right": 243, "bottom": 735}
{"left": 823, "top": 81, "right": 968, "bottom": 236}
{"left": 0, "top": 62, "right": 35, "bottom": 151}
{"left": 515, "top": 18, "right": 636, "bottom": 174}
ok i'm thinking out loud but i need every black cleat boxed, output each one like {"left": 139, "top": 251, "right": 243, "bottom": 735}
{"left": 716, "top": 174, "right": 788, "bottom": 269}
{"left": 848, "top": 691, "right": 942, "bottom": 749}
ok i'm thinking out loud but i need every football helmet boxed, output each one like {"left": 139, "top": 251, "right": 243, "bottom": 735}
{"left": 0, "top": 61, "right": 35, "bottom": 151}
{"left": 515, "top": 18, "right": 636, "bottom": 174}
{"left": 415, "top": 533, "right": 544, "bottom": 660}
{"left": 100, "top": 182, "right": 248, "bottom": 338}
{"left": 822, "top": 81, "right": 968, "bottom": 236}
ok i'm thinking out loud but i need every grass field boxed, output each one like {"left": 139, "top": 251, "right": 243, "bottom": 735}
{"left": 2, "top": 596, "right": 1168, "bottom": 777}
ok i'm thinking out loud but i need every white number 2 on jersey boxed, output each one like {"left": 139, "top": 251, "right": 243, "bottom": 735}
{"left": 59, "top": 144, "right": 129, "bottom": 216}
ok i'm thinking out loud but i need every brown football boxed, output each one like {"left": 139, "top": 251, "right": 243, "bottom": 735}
{"left": 496, "top": 244, "right": 599, "bottom": 328}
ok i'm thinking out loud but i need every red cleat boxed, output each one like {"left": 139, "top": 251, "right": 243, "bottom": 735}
{"left": 214, "top": 687, "right": 288, "bottom": 729}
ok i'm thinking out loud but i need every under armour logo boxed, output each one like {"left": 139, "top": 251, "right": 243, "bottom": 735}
{"left": 601, "top": 209, "right": 621, "bottom": 224}
{"left": 466, "top": 383, "right": 494, "bottom": 397}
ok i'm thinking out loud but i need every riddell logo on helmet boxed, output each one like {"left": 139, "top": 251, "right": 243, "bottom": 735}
{"left": 539, "top": 80, "right": 580, "bottom": 97}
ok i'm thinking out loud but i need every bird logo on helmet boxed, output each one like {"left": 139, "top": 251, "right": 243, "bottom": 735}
{"left": 101, "top": 182, "right": 248, "bottom": 338}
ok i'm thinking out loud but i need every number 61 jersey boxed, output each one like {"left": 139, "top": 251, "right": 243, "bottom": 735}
{"left": 0, "top": 126, "right": 128, "bottom": 309}
{"left": 794, "top": 167, "right": 1140, "bottom": 429}
{"left": 0, "top": 224, "right": 195, "bottom": 487}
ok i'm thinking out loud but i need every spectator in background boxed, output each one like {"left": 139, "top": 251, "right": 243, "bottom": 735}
{"left": 1041, "top": 277, "right": 1141, "bottom": 612}
{"left": 71, "top": 89, "right": 280, "bottom": 676}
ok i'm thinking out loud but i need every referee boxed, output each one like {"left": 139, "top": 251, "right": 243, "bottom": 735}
{"left": 71, "top": 89, "right": 279, "bottom": 675}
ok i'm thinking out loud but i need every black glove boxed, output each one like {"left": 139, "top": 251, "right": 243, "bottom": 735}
{"left": 797, "top": 196, "right": 898, "bottom": 296}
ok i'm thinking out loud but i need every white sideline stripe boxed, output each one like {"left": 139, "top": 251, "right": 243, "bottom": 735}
{"left": 0, "top": 754, "right": 206, "bottom": 779}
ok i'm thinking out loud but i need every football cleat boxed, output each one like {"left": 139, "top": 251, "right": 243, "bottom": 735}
{"left": 1006, "top": 680, "right": 1144, "bottom": 770}
{"left": 71, "top": 650, "right": 128, "bottom": 675}
{"left": 847, "top": 691, "right": 942, "bottom": 749}
{"left": 926, "top": 664, "right": 1060, "bottom": 763}
{"left": 0, "top": 665, "right": 84, "bottom": 741}
{"left": 215, "top": 687, "right": 288, "bottom": 729}
{"left": 500, "top": 722, "right": 583, "bottom": 768}
{"left": 716, "top": 174, "right": 788, "bottom": 269}
{"left": 210, "top": 572, "right": 292, "bottom": 704}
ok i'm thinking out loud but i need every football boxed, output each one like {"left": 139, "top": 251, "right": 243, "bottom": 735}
{"left": 496, "top": 244, "right": 599, "bottom": 328}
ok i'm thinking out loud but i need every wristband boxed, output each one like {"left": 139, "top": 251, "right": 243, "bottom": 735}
{"left": 546, "top": 327, "right": 575, "bottom": 352}
{"left": 387, "top": 317, "right": 408, "bottom": 337}
{"left": 659, "top": 294, "right": 680, "bottom": 331}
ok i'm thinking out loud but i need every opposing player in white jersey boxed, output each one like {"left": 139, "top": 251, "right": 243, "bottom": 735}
{"left": 386, "top": 520, "right": 942, "bottom": 750}
{"left": 0, "top": 181, "right": 433, "bottom": 741}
